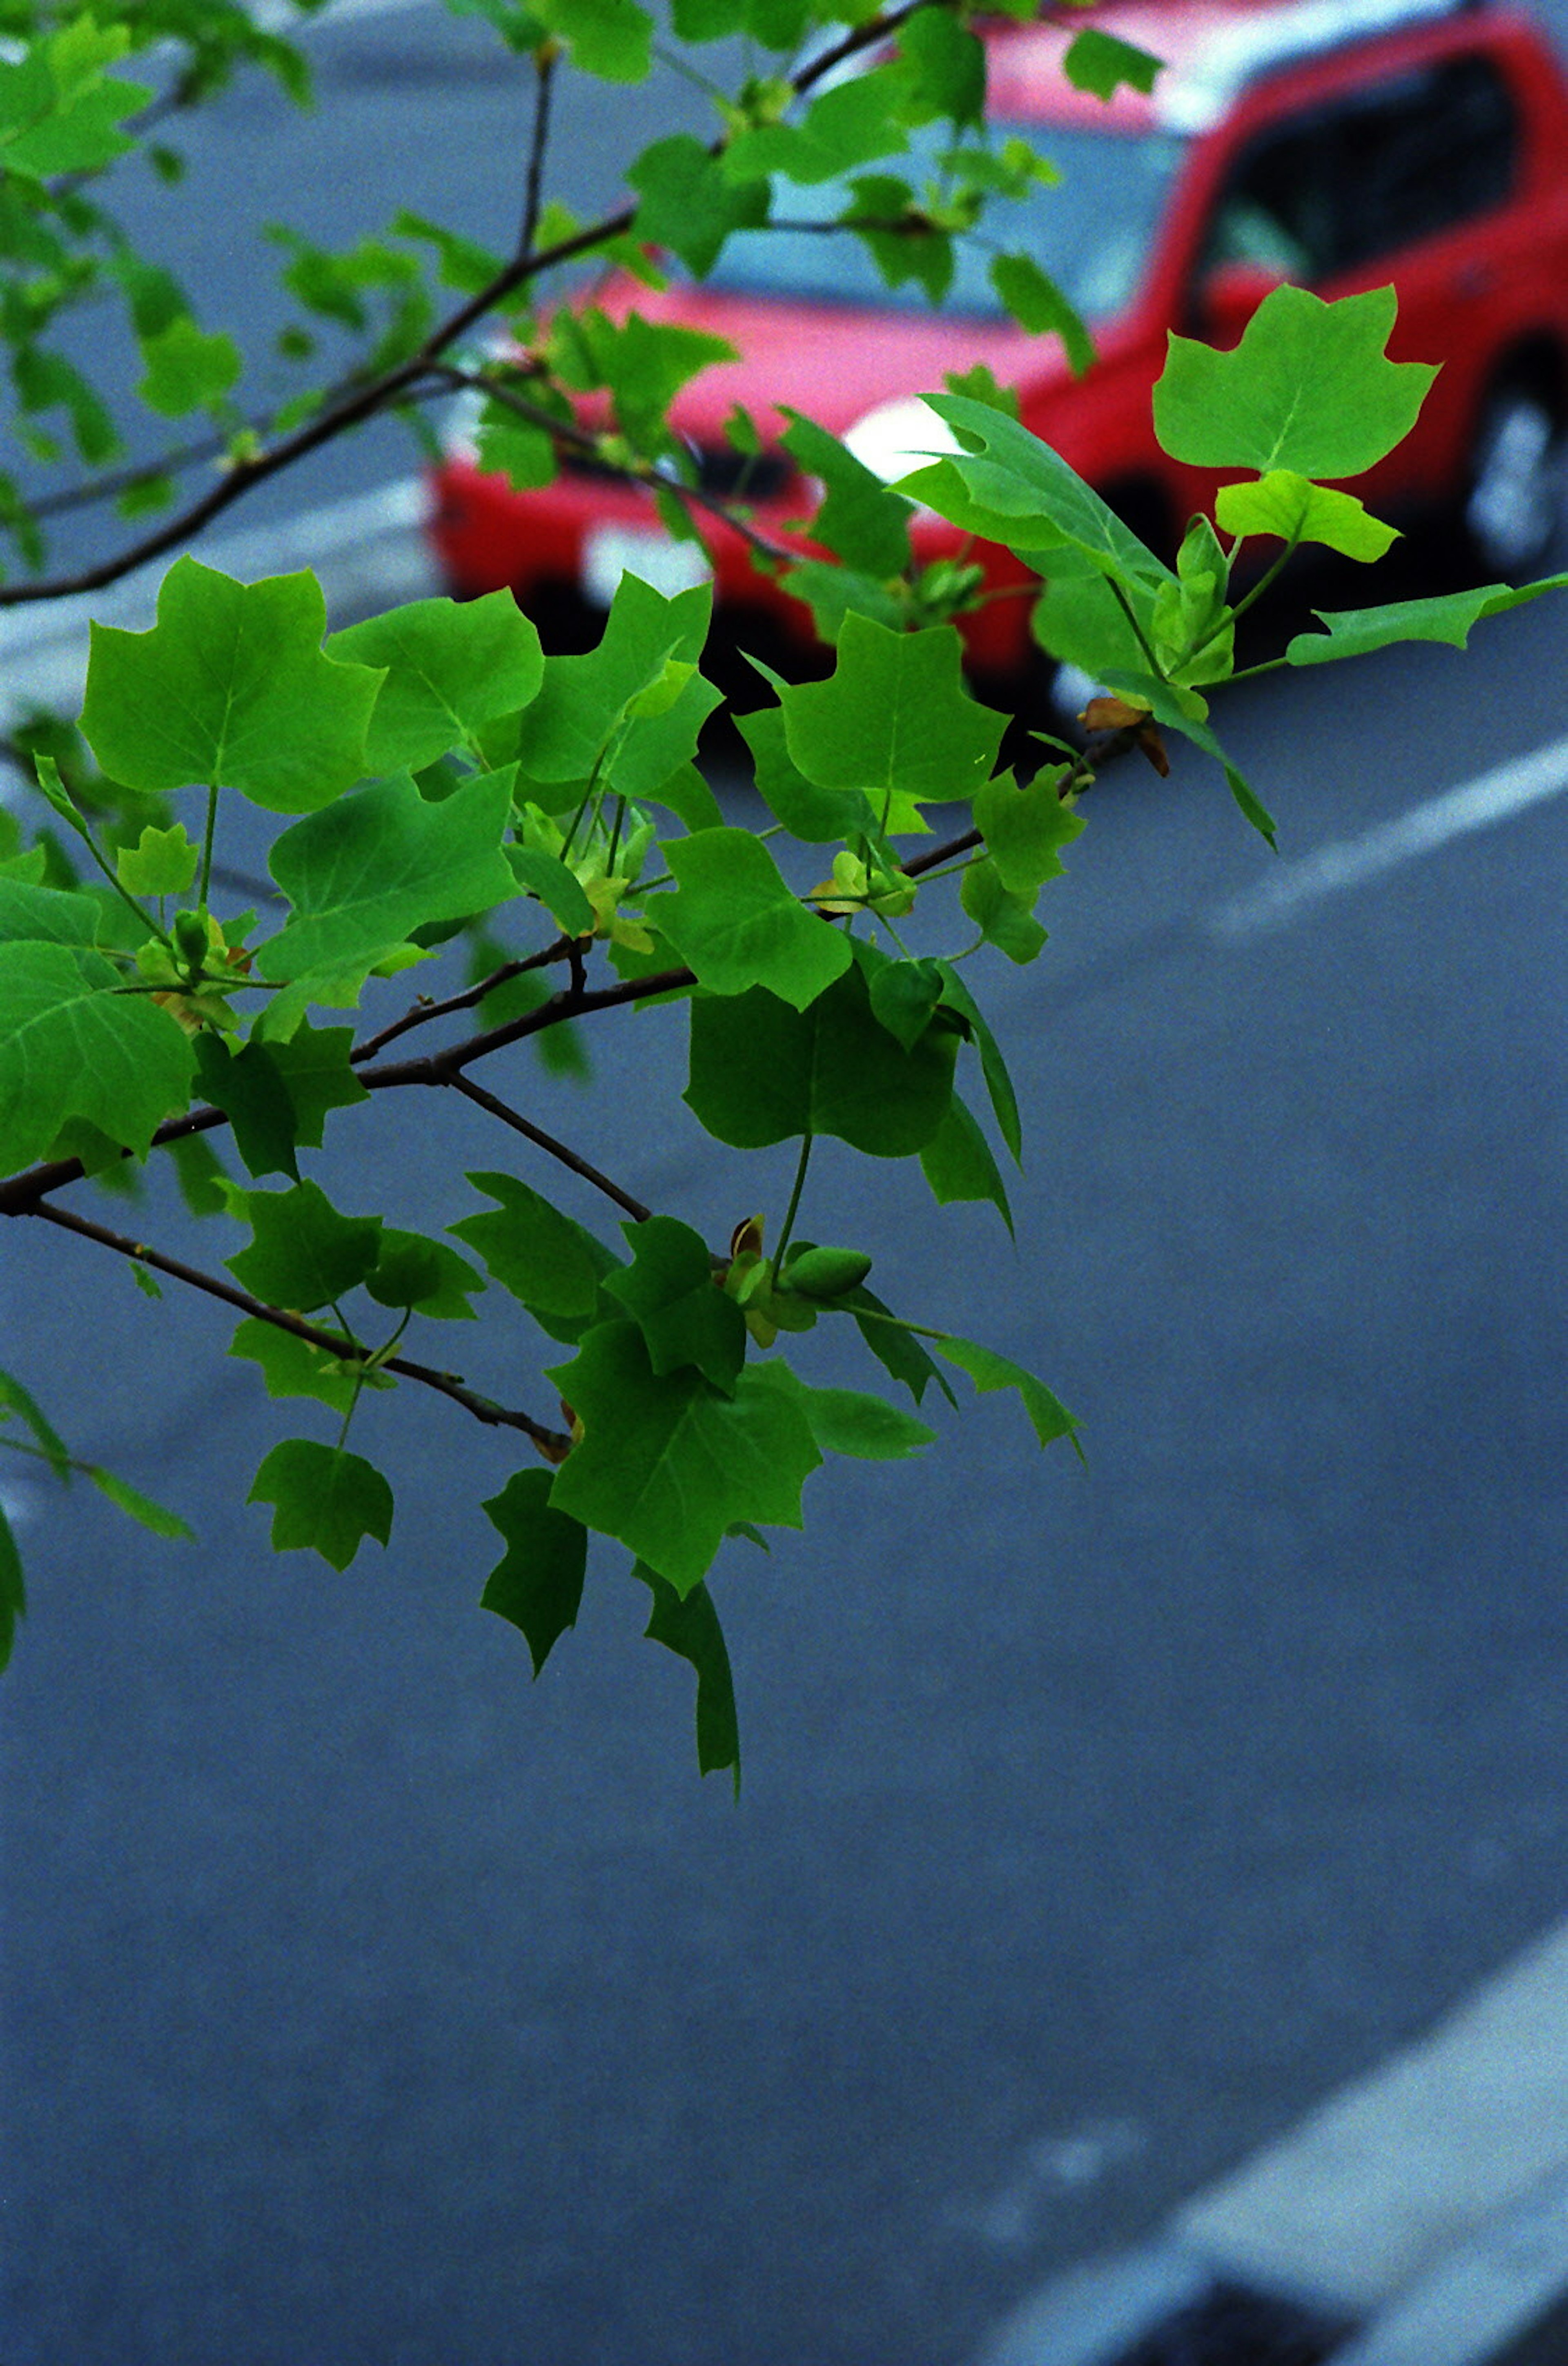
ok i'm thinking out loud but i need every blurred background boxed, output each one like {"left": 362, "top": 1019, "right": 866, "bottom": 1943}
{"left": 2, "top": 3, "right": 1568, "bottom": 2360}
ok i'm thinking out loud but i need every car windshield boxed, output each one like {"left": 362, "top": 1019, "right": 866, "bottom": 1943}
{"left": 705, "top": 120, "right": 1187, "bottom": 321}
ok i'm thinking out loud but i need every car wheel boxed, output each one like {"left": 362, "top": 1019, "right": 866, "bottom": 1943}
{"left": 1462, "top": 387, "right": 1564, "bottom": 582}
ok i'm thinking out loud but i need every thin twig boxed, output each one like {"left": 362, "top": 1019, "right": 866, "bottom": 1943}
{"left": 350, "top": 937, "right": 574, "bottom": 1064}
{"left": 518, "top": 45, "right": 558, "bottom": 262}
{"left": 28, "top": 1199, "right": 570, "bottom": 1454}
{"left": 448, "top": 1072, "right": 651, "bottom": 1223}
{"left": 0, "top": 0, "right": 945, "bottom": 608}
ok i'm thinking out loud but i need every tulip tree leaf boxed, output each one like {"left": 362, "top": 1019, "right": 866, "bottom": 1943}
{"left": 752, "top": 1362, "right": 936, "bottom": 1459}
{"left": 601, "top": 1214, "right": 747, "bottom": 1392}
{"left": 365, "top": 1228, "right": 483, "bottom": 1318}
{"left": 989, "top": 255, "right": 1093, "bottom": 376}
{"left": 330, "top": 592, "right": 545, "bottom": 774}
{"left": 137, "top": 318, "right": 242, "bottom": 418}
{"left": 87, "top": 1465, "right": 193, "bottom": 1540}
{"left": 228, "top": 1317, "right": 390, "bottom": 1415}
{"left": 1215, "top": 470, "right": 1397, "bottom": 561}
{"left": 686, "top": 954, "right": 958, "bottom": 1155}
{"left": 911, "top": 395, "right": 1175, "bottom": 587}
{"left": 258, "top": 767, "right": 517, "bottom": 982}
{"left": 450, "top": 1171, "right": 620, "bottom": 1341}
{"left": 193, "top": 1033, "right": 302, "bottom": 1181}
{"left": 481, "top": 1467, "right": 588, "bottom": 1675}
{"left": 546, "top": 1319, "right": 822, "bottom": 1593}
{"left": 973, "top": 767, "right": 1084, "bottom": 894}
{"left": 1153, "top": 284, "right": 1437, "bottom": 479}
{"left": 1062, "top": 26, "right": 1161, "bottom": 98}
{"left": 248, "top": 1438, "right": 394, "bottom": 1571}
{"left": 1284, "top": 573, "right": 1568, "bottom": 665}
{"left": 919, "top": 1093, "right": 1014, "bottom": 1232}
{"left": 777, "top": 614, "right": 1006, "bottom": 825}
{"left": 0, "top": 942, "right": 193, "bottom": 1175}
{"left": 532, "top": 0, "right": 653, "bottom": 81}
{"left": 654, "top": 827, "right": 852, "bottom": 1008}
{"left": 225, "top": 1178, "right": 382, "bottom": 1311}
{"left": 937, "top": 1333, "right": 1082, "bottom": 1457}
{"left": 629, "top": 134, "right": 769, "bottom": 276}
{"left": 636, "top": 1562, "right": 740, "bottom": 1788}
{"left": 80, "top": 559, "right": 382, "bottom": 813}
{"left": 780, "top": 410, "right": 912, "bottom": 578}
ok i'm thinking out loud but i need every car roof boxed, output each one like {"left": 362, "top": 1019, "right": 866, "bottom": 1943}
{"left": 982, "top": 0, "right": 1490, "bottom": 133}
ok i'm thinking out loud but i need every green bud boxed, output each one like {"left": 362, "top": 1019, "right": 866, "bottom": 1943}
{"left": 173, "top": 909, "right": 209, "bottom": 975}
{"left": 780, "top": 1245, "right": 873, "bottom": 1300}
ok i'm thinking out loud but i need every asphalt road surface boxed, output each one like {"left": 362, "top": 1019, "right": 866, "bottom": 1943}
{"left": 3, "top": 6, "right": 1568, "bottom": 2364}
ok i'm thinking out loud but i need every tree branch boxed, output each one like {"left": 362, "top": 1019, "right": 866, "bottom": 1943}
{"left": 446, "top": 1072, "right": 651, "bottom": 1223}
{"left": 518, "top": 43, "right": 558, "bottom": 262}
{"left": 27, "top": 1199, "right": 571, "bottom": 1455}
{"left": 0, "top": 0, "right": 947, "bottom": 607}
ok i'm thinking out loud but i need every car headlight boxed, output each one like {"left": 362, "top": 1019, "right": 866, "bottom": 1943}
{"left": 842, "top": 395, "right": 964, "bottom": 488}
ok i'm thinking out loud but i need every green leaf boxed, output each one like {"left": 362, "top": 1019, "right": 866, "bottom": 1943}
{"left": 258, "top": 768, "right": 517, "bottom": 982}
{"left": 778, "top": 614, "right": 1006, "bottom": 824}
{"left": 193, "top": 1034, "right": 301, "bottom": 1182}
{"left": 450, "top": 1171, "right": 619, "bottom": 1341}
{"left": 868, "top": 954, "right": 943, "bottom": 1052}
{"left": 936, "top": 930, "right": 1027, "bottom": 1072}
{"left": 547, "top": 1319, "right": 820, "bottom": 1593}
{"left": 919, "top": 1093, "right": 1013, "bottom": 1232}
{"left": 229, "top": 1317, "right": 388, "bottom": 1416}
{"left": 1215, "top": 470, "right": 1397, "bottom": 561}
{"left": 973, "top": 768, "right": 1084, "bottom": 894}
{"left": 602, "top": 1214, "right": 746, "bottom": 1392}
{"left": 1283, "top": 573, "right": 1568, "bottom": 665}
{"left": 723, "top": 67, "right": 911, "bottom": 185}
{"left": 519, "top": 574, "right": 710, "bottom": 787}
{"left": 1153, "top": 285, "right": 1437, "bottom": 479}
{"left": 988, "top": 255, "right": 1092, "bottom": 376}
{"left": 686, "top": 953, "right": 959, "bottom": 1155}
{"left": 80, "top": 559, "right": 381, "bottom": 815}
{"left": 167, "top": 1132, "right": 229, "bottom": 1218}
{"left": 780, "top": 410, "right": 911, "bottom": 578}
{"left": 116, "top": 823, "right": 198, "bottom": 899}
{"left": 937, "top": 1334, "right": 1081, "bottom": 1455}
{"left": 1061, "top": 27, "right": 1162, "bottom": 98}
{"left": 653, "top": 827, "right": 851, "bottom": 1009}
{"left": 329, "top": 592, "right": 544, "bottom": 774}
{"left": 533, "top": 0, "right": 652, "bottom": 78}
{"left": 0, "top": 1364, "right": 69, "bottom": 1479}
{"left": 551, "top": 310, "right": 733, "bottom": 450}
{"left": 636, "top": 1563, "right": 740, "bottom": 1788}
{"left": 737, "top": 697, "right": 872, "bottom": 844}
{"left": 909, "top": 397, "right": 1173, "bottom": 588}
{"left": 249, "top": 1438, "right": 394, "bottom": 1571}
{"left": 87, "top": 1466, "right": 193, "bottom": 1541}
{"left": 754, "top": 1363, "right": 935, "bottom": 1459}
{"left": 225, "top": 1178, "right": 382, "bottom": 1311}
{"left": 262, "top": 1023, "right": 369, "bottom": 1145}
{"left": 0, "top": 1499, "right": 22, "bottom": 1672}
{"left": 137, "top": 318, "right": 243, "bottom": 419}
{"left": 960, "top": 854, "right": 1047, "bottom": 965}
{"left": 0, "top": 876, "right": 102, "bottom": 951}
{"left": 0, "top": 942, "right": 193, "bottom": 1176}
{"left": 629, "top": 134, "right": 769, "bottom": 276}
{"left": 507, "top": 847, "right": 597, "bottom": 934}
{"left": 475, "top": 407, "right": 556, "bottom": 492}
{"left": 365, "top": 1228, "right": 483, "bottom": 1318}
{"left": 481, "top": 1467, "right": 588, "bottom": 1675}
{"left": 843, "top": 1285, "right": 956, "bottom": 1408}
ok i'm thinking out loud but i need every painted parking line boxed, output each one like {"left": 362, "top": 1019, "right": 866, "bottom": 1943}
{"left": 1207, "top": 729, "right": 1568, "bottom": 938}
{"left": 978, "top": 1911, "right": 1568, "bottom": 2365}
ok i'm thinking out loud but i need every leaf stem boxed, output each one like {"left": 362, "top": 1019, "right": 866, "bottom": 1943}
{"left": 198, "top": 782, "right": 220, "bottom": 910}
{"left": 774, "top": 1131, "right": 813, "bottom": 1269}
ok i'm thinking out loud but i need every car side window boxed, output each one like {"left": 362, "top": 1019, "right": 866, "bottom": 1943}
{"left": 1201, "top": 54, "right": 1519, "bottom": 288}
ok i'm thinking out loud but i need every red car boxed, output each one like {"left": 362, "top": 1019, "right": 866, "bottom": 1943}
{"left": 428, "top": 0, "right": 1568, "bottom": 684}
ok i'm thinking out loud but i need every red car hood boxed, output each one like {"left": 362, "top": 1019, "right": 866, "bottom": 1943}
{"left": 598, "top": 278, "right": 1069, "bottom": 444}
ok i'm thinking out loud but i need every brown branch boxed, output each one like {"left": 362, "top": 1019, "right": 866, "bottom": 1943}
{"left": 518, "top": 44, "right": 559, "bottom": 262}
{"left": 28, "top": 1199, "right": 570, "bottom": 1455}
{"left": 448, "top": 1072, "right": 651, "bottom": 1223}
{"left": 350, "top": 936, "right": 574, "bottom": 1064}
{"left": 0, "top": 0, "right": 947, "bottom": 607}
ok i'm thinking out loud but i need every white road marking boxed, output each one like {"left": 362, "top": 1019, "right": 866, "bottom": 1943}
{"left": 1208, "top": 729, "right": 1568, "bottom": 938}
{"left": 0, "top": 473, "right": 434, "bottom": 729}
{"left": 980, "top": 1909, "right": 1568, "bottom": 2363}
